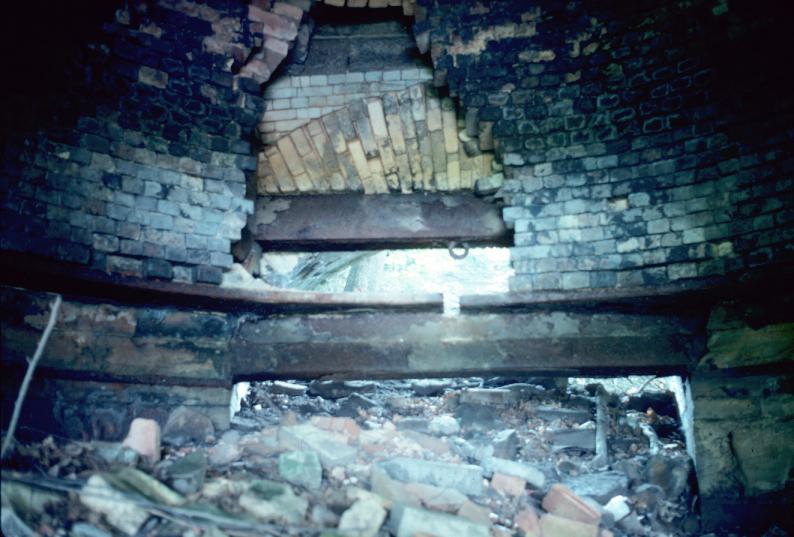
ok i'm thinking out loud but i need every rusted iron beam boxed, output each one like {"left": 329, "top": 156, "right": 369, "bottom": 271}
{"left": 233, "top": 310, "right": 706, "bottom": 380}
{"left": 251, "top": 193, "right": 509, "bottom": 250}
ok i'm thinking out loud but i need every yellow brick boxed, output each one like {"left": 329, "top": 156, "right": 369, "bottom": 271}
{"left": 348, "top": 140, "right": 373, "bottom": 192}
{"left": 276, "top": 137, "right": 305, "bottom": 176}
{"left": 293, "top": 172, "right": 314, "bottom": 192}
{"left": 367, "top": 157, "right": 390, "bottom": 194}
{"left": 441, "top": 98, "right": 459, "bottom": 154}
{"left": 447, "top": 156, "right": 461, "bottom": 191}
{"left": 266, "top": 148, "right": 297, "bottom": 193}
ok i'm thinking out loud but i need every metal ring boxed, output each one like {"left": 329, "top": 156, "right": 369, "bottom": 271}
{"left": 448, "top": 241, "right": 469, "bottom": 259}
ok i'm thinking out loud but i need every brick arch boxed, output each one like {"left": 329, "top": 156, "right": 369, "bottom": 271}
{"left": 256, "top": 82, "right": 500, "bottom": 194}
{"left": 239, "top": 0, "right": 503, "bottom": 195}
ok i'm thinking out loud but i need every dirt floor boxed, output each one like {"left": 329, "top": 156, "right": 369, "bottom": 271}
{"left": 1, "top": 376, "right": 773, "bottom": 537}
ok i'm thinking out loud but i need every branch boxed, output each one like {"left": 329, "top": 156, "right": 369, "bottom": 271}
{"left": 2, "top": 294, "right": 62, "bottom": 459}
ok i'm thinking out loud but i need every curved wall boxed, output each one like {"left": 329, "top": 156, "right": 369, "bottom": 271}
{"left": 1, "top": 0, "right": 268, "bottom": 283}
{"left": 417, "top": 0, "right": 794, "bottom": 290}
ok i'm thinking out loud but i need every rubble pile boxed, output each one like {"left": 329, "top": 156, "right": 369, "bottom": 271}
{"left": 1, "top": 377, "right": 707, "bottom": 537}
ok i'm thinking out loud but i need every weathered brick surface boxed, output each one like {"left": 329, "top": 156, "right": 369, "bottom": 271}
{"left": 1, "top": 0, "right": 267, "bottom": 283}
{"left": 414, "top": 0, "right": 794, "bottom": 290}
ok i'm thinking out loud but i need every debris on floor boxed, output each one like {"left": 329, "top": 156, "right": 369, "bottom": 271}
{"left": 1, "top": 377, "right": 708, "bottom": 537}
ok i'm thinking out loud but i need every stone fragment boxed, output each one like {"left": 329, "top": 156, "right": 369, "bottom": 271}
{"left": 515, "top": 507, "right": 542, "bottom": 536}
{"left": 550, "top": 428, "right": 596, "bottom": 451}
{"left": 563, "top": 471, "right": 629, "bottom": 503}
{"left": 163, "top": 449, "right": 207, "bottom": 495}
{"left": 91, "top": 441, "right": 139, "bottom": 465}
{"left": 312, "top": 504, "right": 341, "bottom": 527}
{"left": 337, "top": 393, "right": 379, "bottom": 417}
{"left": 428, "top": 415, "right": 460, "bottom": 436}
{"left": 279, "top": 423, "right": 358, "bottom": 467}
{"left": 542, "top": 484, "right": 602, "bottom": 525}
{"left": 492, "top": 429, "right": 519, "bottom": 459}
{"left": 491, "top": 472, "right": 526, "bottom": 496}
{"left": 457, "top": 500, "right": 491, "bottom": 526}
{"left": 238, "top": 480, "right": 308, "bottom": 524}
{"left": 122, "top": 418, "right": 161, "bottom": 463}
{"left": 644, "top": 452, "right": 691, "bottom": 499}
{"left": 376, "top": 457, "right": 484, "bottom": 496}
{"left": 603, "top": 495, "right": 631, "bottom": 523}
{"left": 459, "top": 388, "right": 521, "bottom": 406}
{"left": 536, "top": 406, "right": 592, "bottom": 424}
{"left": 271, "top": 381, "right": 308, "bottom": 396}
{"left": 411, "top": 379, "right": 451, "bottom": 396}
{"left": 393, "top": 506, "right": 490, "bottom": 537}
{"left": 396, "top": 417, "right": 430, "bottom": 433}
{"left": 338, "top": 497, "right": 387, "bottom": 537}
{"left": 162, "top": 406, "right": 215, "bottom": 445}
{"left": 240, "top": 429, "right": 280, "bottom": 456}
{"left": 481, "top": 457, "right": 546, "bottom": 489}
{"left": 309, "top": 380, "right": 375, "bottom": 399}
{"left": 79, "top": 475, "right": 148, "bottom": 536}
{"left": 455, "top": 403, "right": 504, "bottom": 430}
{"left": 402, "top": 430, "right": 450, "bottom": 456}
{"left": 403, "top": 482, "right": 468, "bottom": 511}
{"left": 539, "top": 513, "right": 598, "bottom": 537}
{"left": 208, "top": 430, "right": 243, "bottom": 465}
{"left": 279, "top": 451, "right": 323, "bottom": 490}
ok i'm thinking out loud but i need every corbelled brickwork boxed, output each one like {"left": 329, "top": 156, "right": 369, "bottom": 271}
{"left": 413, "top": 0, "right": 794, "bottom": 291}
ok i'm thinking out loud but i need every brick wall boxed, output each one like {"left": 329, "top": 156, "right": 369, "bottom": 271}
{"left": 260, "top": 67, "right": 433, "bottom": 143}
{"left": 0, "top": 0, "right": 326, "bottom": 284}
{"left": 414, "top": 0, "right": 794, "bottom": 291}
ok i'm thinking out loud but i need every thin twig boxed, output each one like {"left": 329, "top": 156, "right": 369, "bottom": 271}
{"left": 1, "top": 294, "right": 62, "bottom": 459}
{"left": 635, "top": 375, "right": 659, "bottom": 395}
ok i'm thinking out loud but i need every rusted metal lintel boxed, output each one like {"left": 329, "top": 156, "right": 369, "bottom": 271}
{"left": 252, "top": 193, "right": 509, "bottom": 250}
{"left": 232, "top": 310, "right": 706, "bottom": 380}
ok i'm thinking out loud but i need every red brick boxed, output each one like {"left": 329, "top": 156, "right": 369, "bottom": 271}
{"left": 310, "top": 416, "right": 361, "bottom": 440}
{"left": 542, "top": 484, "right": 602, "bottom": 525}
{"left": 239, "top": 58, "right": 271, "bottom": 83}
{"left": 122, "top": 418, "right": 161, "bottom": 463}
{"left": 272, "top": 1, "right": 304, "bottom": 21}
{"left": 458, "top": 500, "right": 491, "bottom": 525}
{"left": 264, "top": 37, "right": 289, "bottom": 70}
{"left": 515, "top": 506, "right": 541, "bottom": 536}
{"left": 539, "top": 513, "right": 598, "bottom": 537}
{"left": 252, "top": 10, "right": 298, "bottom": 41}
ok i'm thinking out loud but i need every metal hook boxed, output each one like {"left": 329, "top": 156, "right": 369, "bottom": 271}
{"left": 447, "top": 241, "right": 469, "bottom": 259}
